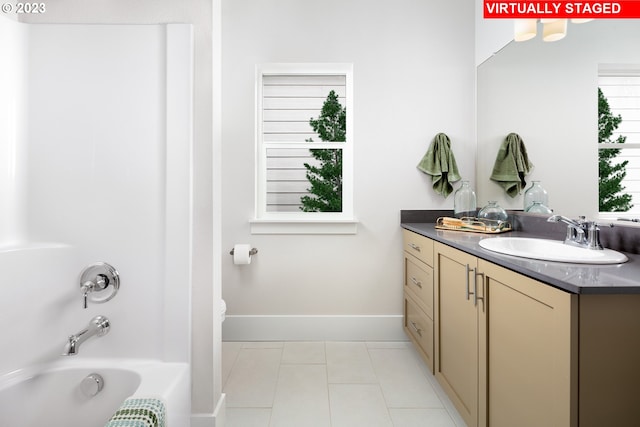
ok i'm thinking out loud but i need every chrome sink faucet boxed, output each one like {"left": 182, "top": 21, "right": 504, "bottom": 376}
{"left": 63, "top": 315, "right": 110, "bottom": 356}
{"left": 547, "top": 215, "right": 607, "bottom": 250}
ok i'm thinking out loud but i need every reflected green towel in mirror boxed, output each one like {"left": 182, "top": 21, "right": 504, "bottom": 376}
{"left": 490, "top": 132, "right": 533, "bottom": 197}
{"left": 417, "top": 133, "right": 461, "bottom": 197}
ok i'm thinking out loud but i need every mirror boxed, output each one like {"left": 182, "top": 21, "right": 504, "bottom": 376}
{"left": 476, "top": 20, "right": 640, "bottom": 219}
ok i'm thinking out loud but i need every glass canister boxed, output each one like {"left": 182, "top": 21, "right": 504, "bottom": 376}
{"left": 478, "top": 201, "right": 508, "bottom": 222}
{"left": 523, "top": 181, "right": 549, "bottom": 211}
{"left": 525, "top": 201, "right": 553, "bottom": 214}
{"left": 454, "top": 181, "right": 477, "bottom": 218}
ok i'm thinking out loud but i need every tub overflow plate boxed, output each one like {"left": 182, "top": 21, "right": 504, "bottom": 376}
{"left": 80, "top": 373, "right": 104, "bottom": 397}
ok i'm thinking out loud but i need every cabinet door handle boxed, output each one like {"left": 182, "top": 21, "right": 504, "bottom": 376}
{"left": 474, "top": 271, "right": 485, "bottom": 310}
{"left": 465, "top": 264, "right": 475, "bottom": 301}
{"left": 410, "top": 321, "right": 423, "bottom": 337}
{"left": 410, "top": 277, "right": 423, "bottom": 288}
{"left": 408, "top": 243, "right": 421, "bottom": 252}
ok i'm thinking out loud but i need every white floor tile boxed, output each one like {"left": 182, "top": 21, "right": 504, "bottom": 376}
{"left": 389, "top": 408, "right": 456, "bottom": 427}
{"left": 224, "top": 348, "right": 282, "bottom": 407}
{"left": 405, "top": 346, "right": 467, "bottom": 427}
{"left": 326, "top": 341, "right": 378, "bottom": 383}
{"left": 329, "top": 384, "right": 393, "bottom": 427}
{"left": 281, "top": 342, "right": 326, "bottom": 364}
{"left": 366, "top": 341, "right": 411, "bottom": 349}
{"left": 222, "top": 341, "right": 243, "bottom": 387}
{"left": 369, "top": 348, "right": 443, "bottom": 408}
{"left": 269, "top": 365, "right": 331, "bottom": 427}
{"left": 225, "top": 408, "right": 272, "bottom": 427}
{"left": 243, "top": 341, "right": 284, "bottom": 349}
{"left": 222, "top": 341, "right": 466, "bottom": 427}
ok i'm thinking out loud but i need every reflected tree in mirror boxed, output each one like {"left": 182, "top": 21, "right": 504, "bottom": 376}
{"left": 300, "top": 90, "right": 345, "bottom": 212}
{"left": 598, "top": 87, "right": 633, "bottom": 212}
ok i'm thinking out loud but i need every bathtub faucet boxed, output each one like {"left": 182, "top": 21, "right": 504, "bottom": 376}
{"left": 63, "top": 315, "right": 110, "bottom": 356}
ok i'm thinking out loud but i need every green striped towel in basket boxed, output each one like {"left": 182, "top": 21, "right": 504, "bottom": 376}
{"left": 104, "top": 397, "right": 166, "bottom": 427}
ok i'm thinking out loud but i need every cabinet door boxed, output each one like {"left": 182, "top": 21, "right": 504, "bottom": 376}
{"left": 434, "top": 242, "right": 482, "bottom": 427}
{"left": 480, "top": 260, "right": 577, "bottom": 427}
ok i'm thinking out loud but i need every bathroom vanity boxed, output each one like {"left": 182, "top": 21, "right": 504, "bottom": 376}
{"left": 401, "top": 212, "right": 640, "bottom": 427}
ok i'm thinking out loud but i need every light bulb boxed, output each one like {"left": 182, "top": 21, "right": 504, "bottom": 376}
{"left": 543, "top": 19, "right": 567, "bottom": 42}
{"left": 514, "top": 19, "right": 537, "bottom": 42}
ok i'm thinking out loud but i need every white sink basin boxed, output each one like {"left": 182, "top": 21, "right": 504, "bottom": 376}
{"left": 478, "top": 237, "right": 628, "bottom": 264}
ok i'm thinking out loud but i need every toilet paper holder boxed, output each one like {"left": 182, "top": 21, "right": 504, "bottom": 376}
{"left": 229, "top": 247, "right": 258, "bottom": 256}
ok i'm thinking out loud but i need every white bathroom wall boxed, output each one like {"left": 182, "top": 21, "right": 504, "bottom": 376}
{"left": 474, "top": 0, "right": 513, "bottom": 66}
{"left": 0, "top": 16, "right": 27, "bottom": 246}
{"left": 221, "top": 0, "right": 476, "bottom": 340}
{"left": 477, "top": 20, "right": 640, "bottom": 218}
{"left": 0, "top": 22, "right": 192, "bottom": 376}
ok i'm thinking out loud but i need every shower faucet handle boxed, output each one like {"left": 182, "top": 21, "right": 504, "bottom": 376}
{"left": 79, "top": 263, "right": 120, "bottom": 309}
{"left": 80, "top": 275, "right": 109, "bottom": 309}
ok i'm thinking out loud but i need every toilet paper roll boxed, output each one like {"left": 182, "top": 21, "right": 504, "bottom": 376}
{"left": 220, "top": 299, "right": 227, "bottom": 322}
{"left": 233, "top": 243, "right": 253, "bottom": 265}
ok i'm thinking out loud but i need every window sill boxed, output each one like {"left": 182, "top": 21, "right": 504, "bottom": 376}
{"left": 250, "top": 218, "right": 358, "bottom": 235}
{"left": 598, "top": 213, "right": 640, "bottom": 226}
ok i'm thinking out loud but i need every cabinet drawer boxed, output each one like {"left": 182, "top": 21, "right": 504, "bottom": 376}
{"left": 403, "top": 229, "right": 433, "bottom": 267}
{"left": 404, "top": 255, "right": 434, "bottom": 317}
{"left": 404, "top": 293, "right": 434, "bottom": 371}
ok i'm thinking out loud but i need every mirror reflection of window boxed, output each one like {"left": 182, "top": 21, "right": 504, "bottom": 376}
{"left": 598, "top": 66, "right": 640, "bottom": 217}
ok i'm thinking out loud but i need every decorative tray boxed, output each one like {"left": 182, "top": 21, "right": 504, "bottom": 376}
{"left": 435, "top": 217, "right": 512, "bottom": 234}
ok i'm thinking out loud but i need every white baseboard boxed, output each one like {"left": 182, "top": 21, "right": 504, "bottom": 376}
{"left": 190, "top": 414, "right": 214, "bottom": 427}
{"left": 191, "top": 393, "right": 225, "bottom": 427}
{"left": 222, "top": 315, "right": 406, "bottom": 341}
{"left": 213, "top": 393, "right": 226, "bottom": 427}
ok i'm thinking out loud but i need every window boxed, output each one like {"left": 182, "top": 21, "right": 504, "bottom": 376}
{"left": 598, "top": 65, "right": 640, "bottom": 219}
{"left": 252, "top": 64, "right": 355, "bottom": 234}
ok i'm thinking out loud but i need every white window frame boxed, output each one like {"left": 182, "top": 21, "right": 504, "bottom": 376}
{"left": 598, "top": 64, "right": 640, "bottom": 223}
{"left": 251, "top": 63, "right": 356, "bottom": 234}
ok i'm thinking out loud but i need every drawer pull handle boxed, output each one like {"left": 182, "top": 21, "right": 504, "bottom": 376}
{"left": 408, "top": 243, "right": 421, "bottom": 252}
{"left": 410, "top": 277, "right": 423, "bottom": 288}
{"left": 410, "top": 321, "right": 423, "bottom": 337}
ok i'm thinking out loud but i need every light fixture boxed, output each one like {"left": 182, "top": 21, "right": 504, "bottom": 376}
{"left": 514, "top": 19, "right": 537, "bottom": 42}
{"left": 571, "top": 18, "right": 594, "bottom": 24}
{"left": 543, "top": 19, "right": 567, "bottom": 42}
{"left": 514, "top": 18, "right": 590, "bottom": 42}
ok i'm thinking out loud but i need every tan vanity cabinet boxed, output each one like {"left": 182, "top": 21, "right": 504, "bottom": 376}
{"left": 405, "top": 228, "right": 640, "bottom": 426}
{"left": 433, "top": 241, "right": 576, "bottom": 427}
{"left": 479, "top": 259, "right": 576, "bottom": 427}
{"left": 578, "top": 294, "right": 640, "bottom": 427}
{"left": 434, "top": 241, "right": 484, "bottom": 427}
{"left": 402, "top": 229, "right": 434, "bottom": 372}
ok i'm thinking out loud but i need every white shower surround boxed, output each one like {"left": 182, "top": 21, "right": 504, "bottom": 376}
{"left": 0, "top": 14, "right": 192, "bottom": 405}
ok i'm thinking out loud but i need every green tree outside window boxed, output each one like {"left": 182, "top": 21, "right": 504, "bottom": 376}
{"left": 598, "top": 87, "right": 633, "bottom": 212}
{"left": 300, "top": 90, "right": 346, "bottom": 212}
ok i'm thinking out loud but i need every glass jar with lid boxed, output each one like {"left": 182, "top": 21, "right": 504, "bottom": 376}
{"left": 454, "top": 181, "right": 477, "bottom": 218}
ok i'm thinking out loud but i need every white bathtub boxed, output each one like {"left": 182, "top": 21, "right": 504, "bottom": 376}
{"left": 0, "top": 358, "right": 190, "bottom": 427}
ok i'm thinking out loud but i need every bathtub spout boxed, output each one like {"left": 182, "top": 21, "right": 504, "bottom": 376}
{"left": 63, "top": 315, "right": 110, "bottom": 356}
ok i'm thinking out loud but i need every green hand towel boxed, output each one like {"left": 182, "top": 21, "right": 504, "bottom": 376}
{"left": 417, "top": 133, "right": 461, "bottom": 197}
{"left": 490, "top": 132, "right": 534, "bottom": 197}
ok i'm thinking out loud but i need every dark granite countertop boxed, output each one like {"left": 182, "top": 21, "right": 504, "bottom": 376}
{"left": 401, "top": 211, "right": 640, "bottom": 295}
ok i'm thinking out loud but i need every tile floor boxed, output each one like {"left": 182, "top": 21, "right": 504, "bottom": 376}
{"left": 222, "top": 341, "right": 466, "bottom": 427}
